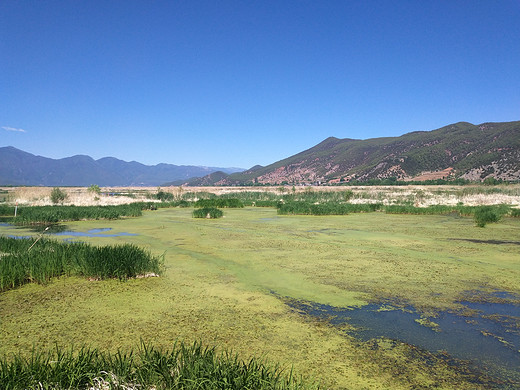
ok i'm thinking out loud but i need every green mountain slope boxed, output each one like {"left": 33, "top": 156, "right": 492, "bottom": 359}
{"left": 187, "top": 121, "right": 520, "bottom": 185}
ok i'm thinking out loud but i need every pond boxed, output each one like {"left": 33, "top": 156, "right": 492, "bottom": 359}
{"left": 285, "top": 292, "right": 520, "bottom": 388}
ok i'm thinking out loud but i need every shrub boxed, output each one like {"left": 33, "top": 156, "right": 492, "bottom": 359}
{"left": 474, "top": 206, "right": 502, "bottom": 227}
{"left": 155, "top": 190, "right": 174, "bottom": 202}
{"left": 50, "top": 187, "right": 67, "bottom": 204}
{"left": 88, "top": 184, "right": 101, "bottom": 194}
{"left": 344, "top": 190, "right": 354, "bottom": 201}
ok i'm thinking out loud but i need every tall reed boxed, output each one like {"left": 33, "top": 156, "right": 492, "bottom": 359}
{"left": 194, "top": 198, "right": 244, "bottom": 208}
{"left": 277, "top": 201, "right": 382, "bottom": 215}
{"left": 0, "top": 237, "right": 162, "bottom": 292}
{"left": 192, "top": 207, "right": 224, "bottom": 219}
{"left": 0, "top": 342, "right": 311, "bottom": 389}
{"left": 9, "top": 204, "right": 145, "bottom": 224}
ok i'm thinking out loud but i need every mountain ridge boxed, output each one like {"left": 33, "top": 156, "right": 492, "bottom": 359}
{"left": 182, "top": 121, "right": 520, "bottom": 185}
{"left": 0, "top": 146, "right": 244, "bottom": 186}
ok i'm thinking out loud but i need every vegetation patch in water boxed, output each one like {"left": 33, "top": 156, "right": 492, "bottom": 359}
{"left": 194, "top": 198, "right": 244, "bottom": 208}
{"left": 192, "top": 207, "right": 224, "bottom": 218}
{"left": 0, "top": 236, "right": 163, "bottom": 291}
{"left": 277, "top": 201, "right": 381, "bottom": 215}
{"left": 0, "top": 204, "right": 145, "bottom": 224}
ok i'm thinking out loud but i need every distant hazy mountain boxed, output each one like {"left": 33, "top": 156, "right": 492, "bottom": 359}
{"left": 0, "top": 147, "right": 244, "bottom": 186}
{"left": 183, "top": 121, "right": 520, "bottom": 185}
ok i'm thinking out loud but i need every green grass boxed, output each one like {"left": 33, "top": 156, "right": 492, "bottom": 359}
{"left": 0, "top": 341, "right": 309, "bottom": 390}
{"left": 0, "top": 237, "right": 163, "bottom": 291}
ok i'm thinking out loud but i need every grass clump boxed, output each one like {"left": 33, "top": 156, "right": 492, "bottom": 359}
{"left": 0, "top": 237, "right": 163, "bottom": 291}
{"left": 192, "top": 207, "right": 224, "bottom": 219}
{"left": 0, "top": 342, "right": 309, "bottom": 390}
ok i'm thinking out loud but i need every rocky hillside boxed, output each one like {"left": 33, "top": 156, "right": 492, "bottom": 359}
{"left": 186, "top": 121, "right": 520, "bottom": 185}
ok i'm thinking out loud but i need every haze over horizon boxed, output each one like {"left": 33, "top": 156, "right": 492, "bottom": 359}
{"left": 1, "top": 1, "right": 519, "bottom": 169}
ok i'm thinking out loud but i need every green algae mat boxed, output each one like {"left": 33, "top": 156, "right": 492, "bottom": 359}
{"left": 1, "top": 207, "right": 519, "bottom": 389}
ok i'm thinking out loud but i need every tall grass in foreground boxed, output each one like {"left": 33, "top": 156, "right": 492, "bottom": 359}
{"left": 0, "top": 341, "right": 311, "bottom": 390}
{"left": 0, "top": 237, "right": 163, "bottom": 292}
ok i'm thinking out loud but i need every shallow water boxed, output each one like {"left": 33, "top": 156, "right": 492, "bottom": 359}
{"left": 286, "top": 294, "right": 520, "bottom": 386}
{"left": 53, "top": 228, "right": 137, "bottom": 238}
{"left": 0, "top": 223, "right": 137, "bottom": 239}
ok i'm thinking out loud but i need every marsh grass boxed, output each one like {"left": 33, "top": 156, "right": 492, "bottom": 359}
{"left": 0, "top": 341, "right": 309, "bottom": 390}
{"left": 192, "top": 207, "right": 224, "bottom": 218}
{"left": 6, "top": 204, "right": 145, "bottom": 224}
{"left": 383, "top": 204, "right": 512, "bottom": 218}
{"left": 194, "top": 198, "right": 244, "bottom": 208}
{"left": 277, "top": 201, "right": 382, "bottom": 215}
{"left": 0, "top": 237, "right": 162, "bottom": 291}
{"left": 275, "top": 201, "right": 517, "bottom": 222}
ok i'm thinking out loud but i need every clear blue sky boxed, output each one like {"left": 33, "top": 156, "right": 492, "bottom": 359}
{"left": 1, "top": 1, "right": 519, "bottom": 169}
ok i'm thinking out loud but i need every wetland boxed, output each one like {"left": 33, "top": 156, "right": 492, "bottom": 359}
{"left": 1, "top": 198, "right": 519, "bottom": 389}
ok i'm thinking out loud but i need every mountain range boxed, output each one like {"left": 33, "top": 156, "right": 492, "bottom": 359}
{"left": 1, "top": 121, "right": 519, "bottom": 187}
{"left": 0, "top": 147, "right": 243, "bottom": 186}
{"left": 181, "top": 121, "right": 520, "bottom": 186}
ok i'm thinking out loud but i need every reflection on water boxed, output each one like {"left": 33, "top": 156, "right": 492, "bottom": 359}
{"left": 286, "top": 292, "right": 520, "bottom": 387}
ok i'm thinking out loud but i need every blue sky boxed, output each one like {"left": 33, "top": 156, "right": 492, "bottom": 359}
{"left": 1, "top": 1, "right": 519, "bottom": 169}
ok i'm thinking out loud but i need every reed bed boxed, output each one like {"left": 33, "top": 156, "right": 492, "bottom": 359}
{"left": 383, "top": 204, "right": 512, "bottom": 217}
{"left": 275, "top": 200, "right": 515, "bottom": 227}
{"left": 0, "top": 237, "right": 162, "bottom": 292}
{"left": 194, "top": 198, "right": 244, "bottom": 208}
{"left": 192, "top": 207, "right": 224, "bottom": 219}
{"left": 277, "top": 201, "right": 381, "bottom": 215}
{"left": 2, "top": 204, "right": 145, "bottom": 224}
{"left": 0, "top": 341, "right": 309, "bottom": 390}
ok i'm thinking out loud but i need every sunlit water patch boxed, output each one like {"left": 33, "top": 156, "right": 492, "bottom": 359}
{"left": 286, "top": 295, "right": 520, "bottom": 387}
